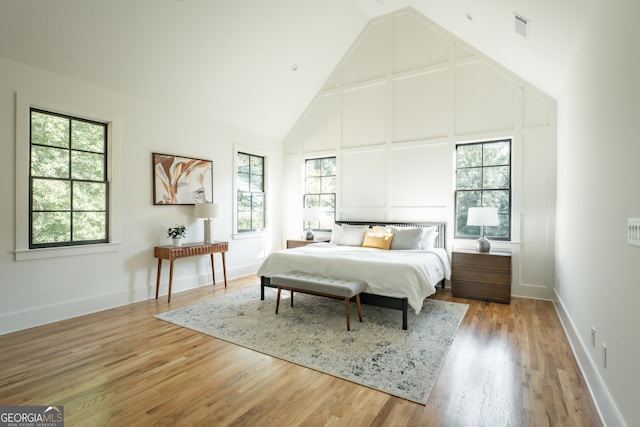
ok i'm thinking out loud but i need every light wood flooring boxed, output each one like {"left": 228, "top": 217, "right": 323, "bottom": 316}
{"left": 0, "top": 276, "right": 602, "bottom": 426}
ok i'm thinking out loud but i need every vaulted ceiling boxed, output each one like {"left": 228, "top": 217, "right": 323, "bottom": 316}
{"left": 0, "top": 0, "right": 596, "bottom": 140}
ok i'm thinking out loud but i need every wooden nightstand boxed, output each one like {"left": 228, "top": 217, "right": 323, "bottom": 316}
{"left": 451, "top": 249, "right": 512, "bottom": 303}
{"left": 286, "top": 239, "right": 330, "bottom": 249}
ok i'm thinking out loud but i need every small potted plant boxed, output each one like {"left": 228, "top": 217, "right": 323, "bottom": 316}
{"left": 167, "top": 225, "right": 187, "bottom": 246}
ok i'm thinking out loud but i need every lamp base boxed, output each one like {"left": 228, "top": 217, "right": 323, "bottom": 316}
{"left": 305, "top": 228, "right": 315, "bottom": 240}
{"left": 476, "top": 236, "right": 491, "bottom": 253}
{"left": 203, "top": 219, "right": 214, "bottom": 244}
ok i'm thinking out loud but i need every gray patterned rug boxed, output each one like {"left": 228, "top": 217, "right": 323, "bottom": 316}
{"left": 155, "top": 287, "right": 468, "bottom": 404}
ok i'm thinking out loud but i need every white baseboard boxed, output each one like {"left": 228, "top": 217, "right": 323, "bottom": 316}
{"left": 0, "top": 285, "right": 152, "bottom": 335}
{"left": 553, "top": 291, "right": 626, "bottom": 427}
{"left": 0, "top": 264, "right": 262, "bottom": 336}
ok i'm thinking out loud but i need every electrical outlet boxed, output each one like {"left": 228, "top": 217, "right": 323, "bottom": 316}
{"left": 629, "top": 218, "right": 640, "bottom": 246}
{"left": 590, "top": 327, "right": 596, "bottom": 347}
{"left": 601, "top": 343, "right": 607, "bottom": 368}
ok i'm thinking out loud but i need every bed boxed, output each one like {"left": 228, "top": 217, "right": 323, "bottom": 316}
{"left": 258, "top": 221, "right": 450, "bottom": 329}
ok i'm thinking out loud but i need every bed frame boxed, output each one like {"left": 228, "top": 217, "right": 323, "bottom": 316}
{"left": 260, "top": 220, "right": 447, "bottom": 330}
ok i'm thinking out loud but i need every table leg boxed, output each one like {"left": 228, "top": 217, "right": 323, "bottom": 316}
{"left": 210, "top": 254, "right": 215, "bottom": 287}
{"left": 221, "top": 252, "right": 227, "bottom": 288}
{"left": 155, "top": 259, "right": 163, "bottom": 300}
{"left": 168, "top": 260, "right": 175, "bottom": 303}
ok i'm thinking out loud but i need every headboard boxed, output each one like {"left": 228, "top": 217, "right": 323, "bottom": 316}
{"left": 335, "top": 220, "right": 446, "bottom": 250}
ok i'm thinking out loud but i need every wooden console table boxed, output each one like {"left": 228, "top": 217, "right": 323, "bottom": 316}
{"left": 154, "top": 241, "right": 228, "bottom": 303}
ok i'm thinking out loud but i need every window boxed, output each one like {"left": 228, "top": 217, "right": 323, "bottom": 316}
{"left": 455, "top": 139, "right": 511, "bottom": 240}
{"left": 303, "top": 156, "right": 336, "bottom": 231}
{"left": 29, "top": 108, "right": 109, "bottom": 248}
{"left": 236, "top": 152, "right": 265, "bottom": 232}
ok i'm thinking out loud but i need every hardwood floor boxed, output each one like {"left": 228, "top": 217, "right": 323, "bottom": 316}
{"left": 0, "top": 276, "right": 602, "bottom": 426}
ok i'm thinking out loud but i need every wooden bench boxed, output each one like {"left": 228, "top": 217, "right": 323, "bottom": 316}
{"left": 271, "top": 272, "right": 366, "bottom": 331}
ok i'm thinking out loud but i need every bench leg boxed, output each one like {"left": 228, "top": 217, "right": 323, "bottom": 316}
{"left": 344, "top": 297, "right": 351, "bottom": 331}
{"left": 276, "top": 286, "right": 281, "bottom": 314}
{"left": 355, "top": 294, "right": 363, "bottom": 322}
{"left": 402, "top": 299, "right": 408, "bottom": 330}
{"left": 290, "top": 290, "right": 294, "bottom": 307}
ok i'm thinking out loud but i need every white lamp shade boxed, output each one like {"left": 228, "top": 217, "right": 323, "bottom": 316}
{"left": 467, "top": 207, "right": 499, "bottom": 226}
{"left": 302, "top": 207, "right": 320, "bottom": 222}
{"left": 194, "top": 203, "right": 218, "bottom": 219}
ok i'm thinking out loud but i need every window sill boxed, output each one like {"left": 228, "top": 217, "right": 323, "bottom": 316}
{"left": 15, "top": 242, "right": 121, "bottom": 261}
{"left": 233, "top": 231, "right": 270, "bottom": 241}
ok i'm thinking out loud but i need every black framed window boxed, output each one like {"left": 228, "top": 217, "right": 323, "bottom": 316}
{"left": 29, "top": 108, "right": 109, "bottom": 248}
{"left": 237, "top": 152, "right": 265, "bottom": 232}
{"left": 304, "top": 157, "right": 336, "bottom": 231}
{"left": 455, "top": 139, "right": 511, "bottom": 240}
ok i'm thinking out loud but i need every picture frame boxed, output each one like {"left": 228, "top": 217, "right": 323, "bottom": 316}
{"left": 152, "top": 153, "right": 213, "bottom": 205}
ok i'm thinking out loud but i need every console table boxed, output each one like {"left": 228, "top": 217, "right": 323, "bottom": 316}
{"left": 154, "top": 241, "right": 228, "bottom": 303}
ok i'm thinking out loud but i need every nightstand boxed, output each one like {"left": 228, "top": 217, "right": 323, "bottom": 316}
{"left": 451, "top": 249, "right": 512, "bottom": 303}
{"left": 286, "top": 239, "right": 330, "bottom": 249}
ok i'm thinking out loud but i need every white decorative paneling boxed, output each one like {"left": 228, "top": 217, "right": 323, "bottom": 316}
{"left": 322, "top": 71, "right": 339, "bottom": 91}
{"left": 340, "top": 207, "right": 387, "bottom": 221}
{"left": 342, "top": 19, "right": 388, "bottom": 85}
{"left": 455, "top": 61, "right": 514, "bottom": 135}
{"left": 455, "top": 44, "right": 474, "bottom": 60}
{"left": 284, "top": 157, "right": 304, "bottom": 239}
{"left": 390, "top": 207, "right": 450, "bottom": 223}
{"left": 390, "top": 144, "right": 450, "bottom": 207}
{"left": 283, "top": 8, "right": 557, "bottom": 302}
{"left": 521, "top": 134, "right": 550, "bottom": 209}
{"left": 341, "top": 150, "right": 387, "bottom": 208}
{"left": 523, "top": 88, "right": 550, "bottom": 128}
{"left": 392, "top": 71, "right": 449, "bottom": 142}
{"left": 342, "top": 83, "right": 388, "bottom": 148}
{"left": 302, "top": 93, "right": 339, "bottom": 152}
{"left": 392, "top": 12, "right": 449, "bottom": 73}
{"left": 520, "top": 213, "right": 549, "bottom": 288}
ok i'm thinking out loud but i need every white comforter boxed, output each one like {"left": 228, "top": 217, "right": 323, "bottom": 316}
{"left": 256, "top": 243, "right": 451, "bottom": 314}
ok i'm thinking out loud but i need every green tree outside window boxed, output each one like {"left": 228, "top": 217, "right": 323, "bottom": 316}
{"left": 455, "top": 140, "right": 511, "bottom": 240}
{"left": 30, "top": 109, "right": 108, "bottom": 248}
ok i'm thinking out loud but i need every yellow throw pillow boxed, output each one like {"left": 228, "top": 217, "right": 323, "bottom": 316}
{"left": 362, "top": 232, "right": 394, "bottom": 250}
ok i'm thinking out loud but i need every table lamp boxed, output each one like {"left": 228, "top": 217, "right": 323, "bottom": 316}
{"left": 467, "top": 207, "right": 499, "bottom": 252}
{"left": 195, "top": 202, "right": 218, "bottom": 244}
{"left": 302, "top": 207, "right": 320, "bottom": 240}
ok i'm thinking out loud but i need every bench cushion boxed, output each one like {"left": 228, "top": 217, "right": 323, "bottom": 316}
{"left": 271, "top": 272, "right": 366, "bottom": 298}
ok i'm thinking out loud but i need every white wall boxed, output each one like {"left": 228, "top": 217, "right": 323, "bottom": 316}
{"left": 0, "top": 56, "right": 283, "bottom": 335}
{"left": 283, "top": 9, "right": 557, "bottom": 300}
{"left": 556, "top": 1, "right": 640, "bottom": 425}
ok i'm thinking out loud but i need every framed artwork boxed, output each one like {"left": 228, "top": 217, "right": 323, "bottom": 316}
{"left": 153, "top": 153, "right": 213, "bottom": 205}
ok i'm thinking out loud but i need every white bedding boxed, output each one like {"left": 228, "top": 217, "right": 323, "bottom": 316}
{"left": 257, "top": 243, "right": 451, "bottom": 314}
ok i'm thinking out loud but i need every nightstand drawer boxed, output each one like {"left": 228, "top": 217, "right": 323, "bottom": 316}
{"left": 451, "top": 265, "right": 511, "bottom": 286}
{"left": 452, "top": 251, "right": 511, "bottom": 270}
{"left": 451, "top": 249, "right": 512, "bottom": 304}
{"left": 452, "top": 280, "right": 511, "bottom": 303}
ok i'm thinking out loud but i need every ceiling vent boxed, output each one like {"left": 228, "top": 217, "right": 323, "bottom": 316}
{"left": 514, "top": 13, "right": 529, "bottom": 38}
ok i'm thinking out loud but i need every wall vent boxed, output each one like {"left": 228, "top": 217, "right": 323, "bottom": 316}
{"left": 514, "top": 13, "right": 529, "bottom": 38}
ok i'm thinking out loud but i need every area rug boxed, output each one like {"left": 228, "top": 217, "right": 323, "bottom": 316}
{"left": 155, "top": 287, "right": 468, "bottom": 404}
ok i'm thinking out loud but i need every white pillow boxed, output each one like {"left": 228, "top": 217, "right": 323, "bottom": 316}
{"left": 421, "top": 226, "right": 439, "bottom": 249}
{"left": 337, "top": 224, "right": 368, "bottom": 246}
{"left": 371, "top": 225, "right": 387, "bottom": 234}
{"left": 329, "top": 223, "right": 342, "bottom": 245}
{"left": 389, "top": 226, "right": 424, "bottom": 250}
